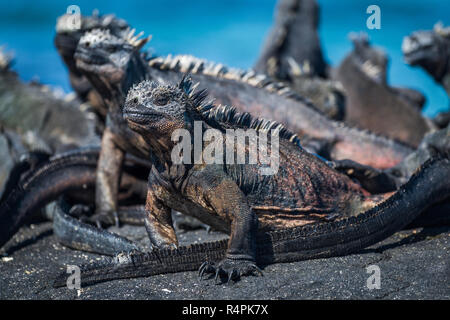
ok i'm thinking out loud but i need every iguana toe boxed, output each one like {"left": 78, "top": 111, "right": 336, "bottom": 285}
{"left": 198, "top": 258, "right": 263, "bottom": 284}
{"left": 89, "top": 210, "right": 120, "bottom": 228}
{"left": 68, "top": 204, "right": 92, "bottom": 218}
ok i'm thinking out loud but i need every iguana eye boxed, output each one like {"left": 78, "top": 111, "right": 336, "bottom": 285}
{"left": 153, "top": 93, "right": 169, "bottom": 106}
{"left": 105, "top": 45, "right": 117, "bottom": 53}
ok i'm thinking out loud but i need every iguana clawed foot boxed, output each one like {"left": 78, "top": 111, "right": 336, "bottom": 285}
{"left": 89, "top": 210, "right": 120, "bottom": 229}
{"left": 198, "top": 258, "right": 263, "bottom": 284}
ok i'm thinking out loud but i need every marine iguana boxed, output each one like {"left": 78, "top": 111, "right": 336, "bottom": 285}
{"left": 72, "top": 27, "right": 416, "bottom": 225}
{"left": 334, "top": 33, "right": 435, "bottom": 146}
{"left": 402, "top": 22, "right": 450, "bottom": 128}
{"left": 253, "top": 0, "right": 345, "bottom": 120}
{"left": 403, "top": 22, "right": 450, "bottom": 98}
{"left": 54, "top": 11, "right": 130, "bottom": 120}
{"left": 51, "top": 76, "right": 450, "bottom": 287}
{"left": 254, "top": 0, "right": 328, "bottom": 79}
{"left": 74, "top": 29, "right": 152, "bottom": 226}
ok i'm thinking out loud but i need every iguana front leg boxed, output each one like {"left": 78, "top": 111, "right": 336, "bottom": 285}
{"left": 143, "top": 183, "right": 178, "bottom": 249}
{"left": 331, "top": 159, "right": 399, "bottom": 193}
{"left": 192, "top": 168, "right": 261, "bottom": 282}
{"left": 143, "top": 167, "right": 261, "bottom": 282}
{"left": 93, "top": 127, "right": 124, "bottom": 227}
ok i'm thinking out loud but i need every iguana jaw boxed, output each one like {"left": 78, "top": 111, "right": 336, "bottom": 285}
{"left": 54, "top": 32, "right": 81, "bottom": 55}
{"left": 402, "top": 36, "right": 435, "bottom": 65}
{"left": 402, "top": 31, "right": 445, "bottom": 80}
{"left": 75, "top": 58, "right": 125, "bottom": 84}
{"left": 74, "top": 47, "right": 127, "bottom": 84}
{"left": 123, "top": 104, "right": 183, "bottom": 148}
{"left": 123, "top": 109, "right": 164, "bottom": 127}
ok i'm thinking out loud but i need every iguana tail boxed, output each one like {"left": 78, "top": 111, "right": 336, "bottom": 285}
{"left": 53, "top": 155, "right": 450, "bottom": 287}
{"left": 0, "top": 148, "right": 101, "bottom": 248}
{"left": 53, "top": 199, "right": 139, "bottom": 255}
{"left": 0, "top": 147, "right": 149, "bottom": 249}
{"left": 0, "top": 150, "right": 50, "bottom": 204}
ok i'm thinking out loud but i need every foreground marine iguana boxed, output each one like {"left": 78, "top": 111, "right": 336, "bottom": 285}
{"left": 334, "top": 33, "right": 435, "bottom": 146}
{"left": 253, "top": 0, "right": 345, "bottom": 120}
{"left": 402, "top": 22, "right": 450, "bottom": 128}
{"left": 52, "top": 77, "right": 450, "bottom": 287}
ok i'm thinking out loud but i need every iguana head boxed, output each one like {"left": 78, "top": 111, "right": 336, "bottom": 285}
{"left": 55, "top": 12, "right": 129, "bottom": 76}
{"left": 349, "top": 32, "right": 388, "bottom": 84}
{"left": 402, "top": 23, "right": 450, "bottom": 82}
{"left": 123, "top": 76, "right": 207, "bottom": 156}
{"left": 75, "top": 28, "right": 150, "bottom": 99}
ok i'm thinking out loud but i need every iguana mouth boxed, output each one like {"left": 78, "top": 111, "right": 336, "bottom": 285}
{"left": 402, "top": 36, "right": 434, "bottom": 65}
{"left": 123, "top": 110, "right": 163, "bottom": 124}
{"left": 54, "top": 33, "right": 80, "bottom": 51}
{"left": 74, "top": 48, "right": 109, "bottom": 66}
{"left": 403, "top": 47, "right": 429, "bottom": 65}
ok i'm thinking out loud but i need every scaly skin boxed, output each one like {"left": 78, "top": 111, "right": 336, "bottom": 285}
{"left": 51, "top": 77, "right": 450, "bottom": 287}
{"left": 4, "top": 124, "right": 446, "bottom": 254}
{"left": 334, "top": 33, "right": 435, "bottom": 146}
{"left": 387, "top": 123, "right": 450, "bottom": 186}
{"left": 52, "top": 198, "right": 139, "bottom": 255}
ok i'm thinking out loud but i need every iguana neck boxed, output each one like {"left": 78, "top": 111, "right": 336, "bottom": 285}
{"left": 87, "top": 51, "right": 147, "bottom": 113}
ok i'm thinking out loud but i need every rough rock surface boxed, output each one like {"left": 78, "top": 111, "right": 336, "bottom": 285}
{"left": 0, "top": 221, "right": 448, "bottom": 299}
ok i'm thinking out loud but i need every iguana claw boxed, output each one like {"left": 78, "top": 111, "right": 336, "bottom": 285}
{"left": 89, "top": 210, "right": 120, "bottom": 228}
{"left": 198, "top": 259, "right": 263, "bottom": 284}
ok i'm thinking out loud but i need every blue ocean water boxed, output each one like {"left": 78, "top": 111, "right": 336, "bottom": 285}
{"left": 0, "top": 0, "right": 448, "bottom": 116}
